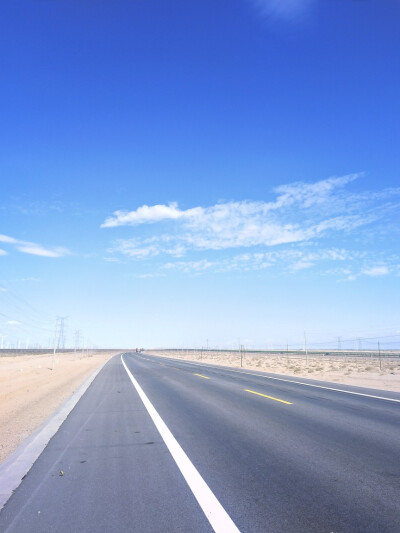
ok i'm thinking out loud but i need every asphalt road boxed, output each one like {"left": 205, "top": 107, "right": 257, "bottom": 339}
{"left": 0, "top": 352, "right": 399, "bottom": 532}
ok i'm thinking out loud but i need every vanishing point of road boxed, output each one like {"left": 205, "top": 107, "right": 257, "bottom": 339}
{"left": 0, "top": 352, "right": 399, "bottom": 532}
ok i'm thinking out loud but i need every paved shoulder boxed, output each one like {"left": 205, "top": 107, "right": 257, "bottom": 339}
{"left": 0, "top": 355, "right": 212, "bottom": 533}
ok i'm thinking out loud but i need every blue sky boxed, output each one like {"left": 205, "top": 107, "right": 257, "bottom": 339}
{"left": 1, "top": 0, "right": 399, "bottom": 350}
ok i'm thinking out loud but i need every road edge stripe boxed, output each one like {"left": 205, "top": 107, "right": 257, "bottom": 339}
{"left": 121, "top": 355, "right": 240, "bottom": 533}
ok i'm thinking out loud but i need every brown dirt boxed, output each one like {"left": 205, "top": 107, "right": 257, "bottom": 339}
{"left": 0, "top": 351, "right": 119, "bottom": 465}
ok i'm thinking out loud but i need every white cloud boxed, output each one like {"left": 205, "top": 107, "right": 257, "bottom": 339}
{"left": 7, "top": 320, "right": 21, "bottom": 326}
{"left": 16, "top": 245, "right": 69, "bottom": 258}
{"left": 251, "top": 0, "right": 316, "bottom": 21}
{"left": 102, "top": 174, "right": 359, "bottom": 230}
{"left": 157, "top": 250, "right": 400, "bottom": 280}
{"left": 136, "top": 273, "right": 166, "bottom": 279}
{"left": 102, "top": 174, "right": 400, "bottom": 282}
{"left": 110, "top": 240, "right": 162, "bottom": 259}
{"left": 101, "top": 203, "right": 203, "bottom": 228}
{"left": 0, "top": 235, "right": 18, "bottom": 244}
{"left": 161, "top": 248, "right": 359, "bottom": 275}
{"left": 0, "top": 249, "right": 7, "bottom": 256}
{"left": 289, "top": 260, "right": 314, "bottom": 272}
{"left": 104, "top": 174, "right": 377, "bottom": 258}
{"left": 0, "top": 287, "right": 7, "bottom": 292}
{"left": 272, "top": 174, "right": 358, "bottom": 209}
{"left": 164, "top": 259, "right": 215, "bottom": 274}
{"left": 0, "top": 234, "right": 70, "bottom": 258}
{"left": 362, "top": 266, "right": 389, "bottom": 277}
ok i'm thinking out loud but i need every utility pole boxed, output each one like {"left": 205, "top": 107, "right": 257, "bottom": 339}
{"left": 378, "top": 341, "right": 382, "bottom": 371}
{"left": 337, "top": 336, "right": 342, "bottom": 352}
{"left": 304, "top": 332, "right": 308, "bottom": 365}
{"left": 52, "top": 317, "right": 60, "bottom": 370}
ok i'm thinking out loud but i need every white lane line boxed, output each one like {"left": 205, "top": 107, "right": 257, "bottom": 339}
{"left": 121, "top": 355, "right": 240, "bottom": 533}
{"left": 137, "top": 354, "right": 400, "bottom": 404}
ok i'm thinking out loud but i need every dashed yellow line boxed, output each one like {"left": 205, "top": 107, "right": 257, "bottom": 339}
{"left": 245, "top": 389, "right": 292, "bottom": 405}
{"left": 194, "top": 373, "right": 210, "bottom": 380}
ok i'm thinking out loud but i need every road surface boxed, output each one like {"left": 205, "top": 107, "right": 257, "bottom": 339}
{"left": 0, "top": 352, "right": 399, "bottom": 532}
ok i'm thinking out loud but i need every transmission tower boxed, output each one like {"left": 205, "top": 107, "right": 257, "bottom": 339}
{"left": 57, "top": 317, "right": 67, "bottom": 350}
{"left": 74, "top": 330, "right": 82, "bottom": 352}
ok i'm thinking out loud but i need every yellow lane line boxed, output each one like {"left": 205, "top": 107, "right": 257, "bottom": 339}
{"left": 245, "top": 389, "right": 292, "bottom": 405}
{"left": 194, "top": 373, "right": 210, "bottom": 380}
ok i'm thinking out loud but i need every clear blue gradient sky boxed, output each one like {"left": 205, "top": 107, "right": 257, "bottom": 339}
{"left": 1, "top": 0, "right": 399, "bottom": 349}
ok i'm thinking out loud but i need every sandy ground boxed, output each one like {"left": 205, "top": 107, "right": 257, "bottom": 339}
{"left": 145, "top": 350, "right": 400, "bottom": 393}
{"left": 0, "top": 351, "right": 119, "bottom": 465}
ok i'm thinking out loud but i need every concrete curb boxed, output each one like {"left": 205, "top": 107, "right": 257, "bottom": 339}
{"left": 0, "top": 355, "right": 118, "bottom": 512}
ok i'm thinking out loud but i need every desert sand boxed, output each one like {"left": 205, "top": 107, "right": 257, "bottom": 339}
{"left": 0, "top": 351, "right": 119, "bottom": 465}
{"left": 146, "top": 350, "right": 400, "bottom": 393}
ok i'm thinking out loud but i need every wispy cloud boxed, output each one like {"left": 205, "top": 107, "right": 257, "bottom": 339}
{"left": 135, "top": 273, "right": 167, "bottom": 279}
{"left": 289, "top": 259, "right": 314, "bottom": 272}
{"left": 0, "top": 199, "right": 64, "bottom": 217}
{"left": 362, "top": 266, "right": 389, "bottom": 277}
{"left": 164, "top": 259, "right": 215, "bottom": 274}
{"left": 0, "top": 235, "right": 18, "bottom": 244}
{"left": 102, "top": 174, "right": 359, "bottom": 230}
{"left": 160, "top": 251, "right": 400, "bottom": 284}
{"left": 103, "top": 174, "right": 400, "bottom": 262}
{"left": 251, "top": 0, "right": 316, "bottom": 21}
{"left": 162, "top": 248, "right": 359, "bottom": 275}
{"left": 0, "top": 234, "right": 70, "bottom": 258}
{"left": 17, "top": 244, "right": 69, "bottom": 258}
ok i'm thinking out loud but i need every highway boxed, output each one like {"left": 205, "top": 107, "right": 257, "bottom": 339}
{"left": 0, "top": 352, "right": 399, "bottom": 532}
